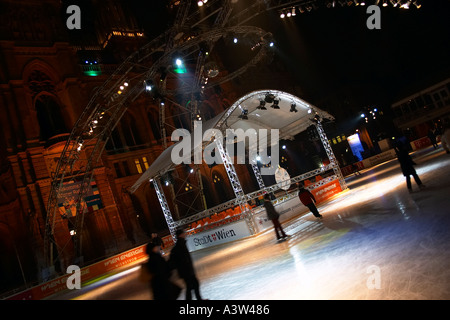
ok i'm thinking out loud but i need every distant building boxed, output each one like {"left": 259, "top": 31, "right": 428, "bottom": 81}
{"left": 391, "top": 78, "right": 450, "bottom": 140}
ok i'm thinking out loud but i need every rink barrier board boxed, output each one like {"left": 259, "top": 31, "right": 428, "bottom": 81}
{"left": 7, "top": 180, "right": 342, "bottom": 299}
{"left": 7, "top": 245, "right": 149, "bottom": 300}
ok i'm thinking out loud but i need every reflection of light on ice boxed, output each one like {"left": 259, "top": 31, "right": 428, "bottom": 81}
{"left": 322, "top": 174, "right": 404, "bottom": 214}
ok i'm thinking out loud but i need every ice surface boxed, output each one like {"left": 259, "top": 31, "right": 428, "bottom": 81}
{"left": 53, "top": 146, "right": 450, "bottom": 300}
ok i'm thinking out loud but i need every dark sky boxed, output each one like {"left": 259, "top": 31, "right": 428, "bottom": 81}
{"left": 129, "top": 0, "right": 450, "bottom": 119}
{"left": 251, "top": 1, "right": 450, "bottom": 104}
{"left": 249, "top": 1, "right": 450, "bottom": 112}
{"left": 70, "top": 0, "right": 450, "bottom": 124}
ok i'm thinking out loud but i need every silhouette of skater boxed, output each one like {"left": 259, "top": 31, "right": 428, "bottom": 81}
{"left": 263, "top": 194, "right": 288, "bottom": 241}
{"left": 395, "top": 145, "right": 425, "bottom": 193}
{"left": 169, "top": 229, "right": 204, "bottom": 300}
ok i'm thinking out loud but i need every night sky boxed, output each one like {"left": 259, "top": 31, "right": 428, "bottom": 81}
{"left": 249, "top": 1, "right": 450, "bottom": 112}
{"left": 130, "top": 0, "right": 450, "bottom": 122}
{"left": 69, "top": 0, "right": 450, "bottom": 127}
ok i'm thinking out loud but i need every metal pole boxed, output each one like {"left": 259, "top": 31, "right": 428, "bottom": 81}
{"left": 315, "top": 120, "right": 348, "bottom": 191}
{"left": 152, "top": 178, "right": 177, "bottom": 240}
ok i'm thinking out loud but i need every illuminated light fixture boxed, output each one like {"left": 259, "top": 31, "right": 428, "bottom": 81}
{"left": 361, "top": 113, "right": 365, "bottom": 118}
{"left": 382, "top": 0, "right": 388, "bottom": 6}
{"left": 271, "top": 99, "right": 280, "bottom": 109}
{"left": 413, "top": 1, "right": 421, "bottom": 8}
{"left": 144, "top": 79, "right": 154, "bottom": 92}
{"left": 282, "top": 145, "right": 287, "bottom": 150}
{"left": 360, "top": 1, "right": 366, "bottom": 5}
{"left": 390, "top": 0, "right": 400, "bottom": 7}
{"left": 173, "top": 57, "right": 187, "bottom": 74}
{"left": 286, "top": 11, "right": 291, "bottom": 17}
{"left": 257, "top": 100, "right": 267, "bottom": 110}
{"left": 238, "top": 109, "right": 248, "bottom": 120}
{"left": 307, "top": 108, "right": 312, "bottom": 114}
{"left": 291, "top": 7, "right": 296, "bottom": 16}
{"left": 233, "top": 37, "right": 238, "bottom": 44}
{"left": 290, "top": 103, "right": 298, "bottom": 113}
{"left": 269, "top": 42, "right": 274, "bottom": 47}
{"left": 280, "top": 12, "right": 285, "bottom": 18}
{"left": 400, "top": 1, "right": 411, "bottom": 9}
{"left": 197, "top": 1, "right": 204, "bottom": 7}
{"left": 124, "top": 82, "right": 128, "bottom": 87}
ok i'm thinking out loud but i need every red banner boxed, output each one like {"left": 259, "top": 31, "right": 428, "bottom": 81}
{"left": 7, "top": 245, "right": 148, "bottom": 300}
{"left": 311, "top": 180, "right": 342, "bottom": 204}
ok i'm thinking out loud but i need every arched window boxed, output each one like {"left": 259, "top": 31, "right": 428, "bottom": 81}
{"left": 35, "top": 94, "right": 67, "bottom": 141}
{"left": 105, "top": 112, "right": 143, "bottom": 152}
{"left": 147, "top": 111, "right": 161, "bottom": 141}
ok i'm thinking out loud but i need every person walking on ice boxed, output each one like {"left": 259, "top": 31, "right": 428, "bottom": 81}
{"left": 297, "top": 183, "right": 323, "bottom": 219}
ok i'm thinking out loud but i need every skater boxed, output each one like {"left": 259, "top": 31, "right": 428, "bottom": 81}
{"left": 297, "top": 183, "right": 323, "bottom": 219}
{"left": 150, "top": 232, "right": 165, "bottom": 254}
{"left": 169, "top": 229, "right": 204, "bottom": 300}
{"left": 145, "top": 242, "right": 181, "bottom": 300}
{"left": 428, "top": 129, "right": 438, "bottom": 149}
{"left": 395, "top": 144, "right": 425, "bottom": 193}
{"left": 263, "top": 194, "right": 288, "bottom": 241}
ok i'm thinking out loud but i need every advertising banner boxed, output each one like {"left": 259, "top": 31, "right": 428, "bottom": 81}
{"left": 186, "top": 220, "right": 252, "bottom": 251}
{"left": 57, "top": 180, "right": 103, "bottom": 217}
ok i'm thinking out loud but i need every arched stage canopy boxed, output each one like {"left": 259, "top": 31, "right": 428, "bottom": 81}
{"left": 130, "top": 89, "right": 335, "bottom": 193}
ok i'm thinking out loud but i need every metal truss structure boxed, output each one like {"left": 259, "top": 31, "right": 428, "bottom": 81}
{"left": 43, "top": 0, "right": 345, "bottom": 274}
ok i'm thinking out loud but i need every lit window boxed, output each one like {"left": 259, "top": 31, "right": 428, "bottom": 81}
{"left": 135, "top": 159, "right": 143, "bottom": 174}
{"left": 142, "top": 157, "right": 149, "bottom": 170}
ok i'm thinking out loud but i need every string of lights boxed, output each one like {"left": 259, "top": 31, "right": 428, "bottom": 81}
{"left": 278, "top": 0, "right": 421, "bottom": 18}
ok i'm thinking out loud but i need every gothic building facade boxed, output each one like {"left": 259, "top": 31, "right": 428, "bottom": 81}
{"left": 0, "top": 0, "right": 301, "bottom": 294}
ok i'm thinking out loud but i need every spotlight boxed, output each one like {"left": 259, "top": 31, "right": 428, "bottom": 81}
{"left": 264, "top": 93, "right": 275, "bottom": 103}
{"left": 290, "top": 103, "right": 298, "bottom": 112}
{"left": 144, "top": 79, "right": 154, "bottom": 92}
{"left": 400, "top": 1, "right": 411, "bottom": 9}
{"left": 197, "top": 1, "right": 204, "bottom": 7}
{"left": 233, "top": 37, "right": 238, "bottom": 44}
{"left": 280, "top": 12, "right": 285, "bottom": 18}
{"left": 271, "top": 99, "right": 280, "bottom": 109}
{"left": 382, "top": 0, "right": 388, "bottom": 7}
{"left": 238, "top": 109, "right": 248, "bottom": 120}
{"left": 257, "top": 100, "right": 267, "bottom": 110}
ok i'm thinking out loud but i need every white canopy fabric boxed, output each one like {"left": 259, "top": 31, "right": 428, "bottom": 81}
{"left": 130, "top": 89, "right": 334, "bottom": 193}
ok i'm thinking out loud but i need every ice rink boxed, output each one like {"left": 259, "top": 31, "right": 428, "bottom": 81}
{"left": 53, "top": 146, "right": 450, "bottom": 300}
